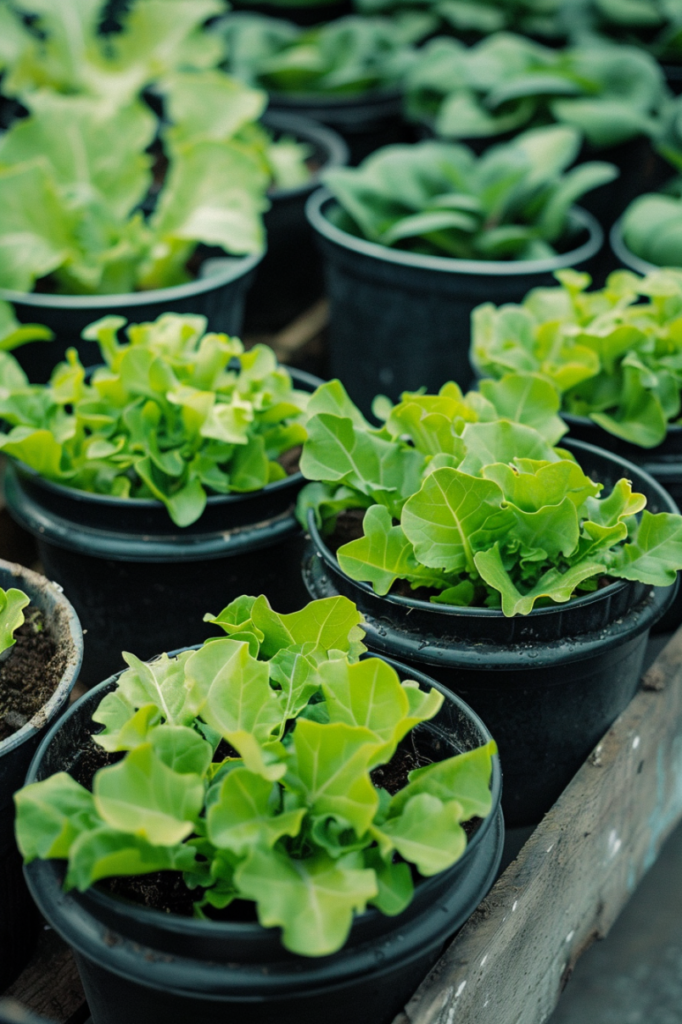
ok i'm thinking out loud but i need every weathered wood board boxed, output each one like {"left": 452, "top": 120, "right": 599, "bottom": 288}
{"left": 394, "top": 628, "right": 682, "bottom": 1024}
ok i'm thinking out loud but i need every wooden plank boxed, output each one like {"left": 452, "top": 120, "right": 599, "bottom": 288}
{"left": 394, "top": 627, "right": 682, "bottom": 1024}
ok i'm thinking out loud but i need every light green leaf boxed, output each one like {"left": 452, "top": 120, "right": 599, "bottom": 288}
{"left": 234, "top": 848, "right": 377, "bottom": 957}
{"left": 609, "top": 511, "right": 682, "bottom": 587}
{"left": 285, "top": 720, "right": 380, "bottom": 835}
{"left": 474, "top": 544, "right": 603, "bottom": 615}
{"left": 207, "top": 767, "right": 305, "bottom": 855}
{"left": 65, "top": 827, "right": 197, "bottom": 892}
{"left": 94, "top": 743, "right": 204, "bottom": 846}
{"left": 373, "top": 793, "right": 467, "bottom": 876}
{"left": 14, "top": 773, "right": 99, "bottom": 862}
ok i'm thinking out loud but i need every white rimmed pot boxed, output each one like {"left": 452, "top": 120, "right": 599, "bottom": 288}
{"left": 0, "top": 561, "right": 82, "bottom": 989}
{"left": 306, "top": 188, "right": 603, "bottom": 414}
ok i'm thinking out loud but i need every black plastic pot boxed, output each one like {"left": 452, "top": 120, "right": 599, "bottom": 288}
{"left": 244, "top": 112, "right": 349, "bottom": 333}
{"left": 306, "top": 189, "right": 603, "bottom": 415}
{"left": 268, "top": 89, "right": 408, "bottom": 166}
{"left": 4, "top": 368, "right": 323, "bottom": 688}
{"left": 23, "top": 653, "right": 503, "bottom": 1024}
{"left": 0, "top": 561, "right": 82, "bottom": 989}
{"left": 302, "top": 439, "right": 677, "bottom": 827}
{"left": 1, "top": 253, "right": 262, "bottom": 385}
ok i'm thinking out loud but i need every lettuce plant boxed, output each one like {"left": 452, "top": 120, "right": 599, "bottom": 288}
{"left": 296, "top": 377, "right": 682, "bottom": 615}
{"left": 0, "top": 312, "right": 311, "bottom": 527}
{"left": 404, "top": 33, "right": 668, "bottom": 149}
{"left": 14, "top": 594, "right": 496, "bottom": 957}
{"left": 217, "top": 13, "right": 420, "bottom": 97}
{"left": 0, "top": 67, "right": 311, "bottom": 293}
{"left": 0, "top": 587, "right": 30, "bottom": 656}
{"left": 322, "top": 126, "right": 616, "bottom": 261}
{"left": 567, "top": 0, "right": 682, "bottom": 62}
{"left": 473, "top": 268, "right": 682, "bottom": 448}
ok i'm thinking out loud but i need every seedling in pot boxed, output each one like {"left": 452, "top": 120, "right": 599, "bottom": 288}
{"left": 473, "top": 267, "right": 682, "bottom": 448}
{"left": 296, "top": 376, "right": 682, "bottom": 615}
{"left": 322, "top": 126, "right": 617, "bottom": 261}
{"left": 14, "top": 594, "right": 496, "bottom": 957}
{"left": 0, "top": 312, "right": 311, "bottom": 527}
{"left": 352, "top": 0, "right": 567, "bottom": 41}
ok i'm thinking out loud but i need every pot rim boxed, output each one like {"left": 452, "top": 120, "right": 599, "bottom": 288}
{"left": 262, "top": 110, "right": 350, "bottom": 201}
{"left": 266, "top": 85, "right": 402, "bottom": 109}
{"left": 0, "top": 253, "right": 263, "bottom": 311}
{"left": 609, "top": 216, "right": 660, "bottom": 276}
{"left": 5, "top": 365, "right": 324, "bottom": 514}
{"left": 305, "top": 435, "right": 678, "bottom": 622}
{"left": 306, "top": 189, "right": 603, "bottom": 277}
{"left": 0, "top": 560, "right": 82, "bottom": 759}
{"left": 24, "top": 648, "right": 501, "bottom": 941}
{"left": 562, "top": 409, "right": 682, "bottom": 440}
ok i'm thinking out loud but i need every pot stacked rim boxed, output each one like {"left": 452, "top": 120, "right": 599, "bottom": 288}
{"left": 610, "top": 216, "right": 659, "bottom": 275}
{"left": 22, "top": 653, "right": 502, "bottom": 1018}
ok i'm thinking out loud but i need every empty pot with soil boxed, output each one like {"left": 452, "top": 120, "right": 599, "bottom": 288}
{"left": 16, "top": 595, "right": 502, "bottom": 1024}
{"left": 0, "top": 561, "right": 82, "bottom": 989}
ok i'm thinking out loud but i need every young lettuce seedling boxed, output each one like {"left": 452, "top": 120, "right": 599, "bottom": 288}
{"left": 14, "top": 595, "right": 496, "bottom": 957}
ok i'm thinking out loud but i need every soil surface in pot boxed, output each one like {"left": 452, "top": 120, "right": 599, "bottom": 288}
{"left": 0, "top": 607, "right": 67, "bottom": 741}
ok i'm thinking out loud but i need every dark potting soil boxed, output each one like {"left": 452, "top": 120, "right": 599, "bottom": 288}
{"left": 276, "top": 444, "right": 302, "bottom": 477}
{"left": 69, "top": 735, "right": 122, "bottom": 789}
{"left": 0, "top": 607, "right": 68, "bottom": 742}
{"left": 370, "top": 735, "right": 433, "bottom": 796}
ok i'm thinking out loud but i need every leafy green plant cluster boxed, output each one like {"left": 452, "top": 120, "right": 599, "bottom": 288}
{"left": 297, "top": 377, "right": 682, "bottom": 615}
{"left": 0, "top": 587, "right": 30, "bottom": 657}
{"left": 218, "top": 14, "right": 421, "bottom": 97}
{"left": 473, "top": 268, "right": 682, "bottom": 448}
{"left": 14, "top": 594, "right": 496, "bottom": 957}
{"left": 404, "top": 32, "right": 669, "bottom": 149}
{"left": 0, "top": 1, "right": 311, "bottom": 294}
{"left": 322, "top": 126, "right": 616, "bottom": 261}
{"left": 0, "top": 312, "right": 311, "bottom": 526}
{"left": 352, "top": 0, "right": 566, "bottom": 41}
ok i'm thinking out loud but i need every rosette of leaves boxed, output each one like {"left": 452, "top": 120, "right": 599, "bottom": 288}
{"left": 0, "top": 312, "right": 311, "bottom": 527}
{"left": 216, "top": 13, "right": 420, "bottom": 97}
{"left": 14, "top": 594, "right": 496, "bottom": 957}
{"left": 322, "top": 126, "right": 617, "bottom": 261}
{"left": 0, "top": 62, "right": 313, "bottom": 293}
{"left": 296, "top": 376, "right": 682, "bottom": 615}
{"left": 404, "top": 32, "right": 668, "bottom": 149}
{"left": 351, "top": 0, "right": 567, "bottom": 42}
{"left": 472, "top": 267, "right": 682, "bottom": 448}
